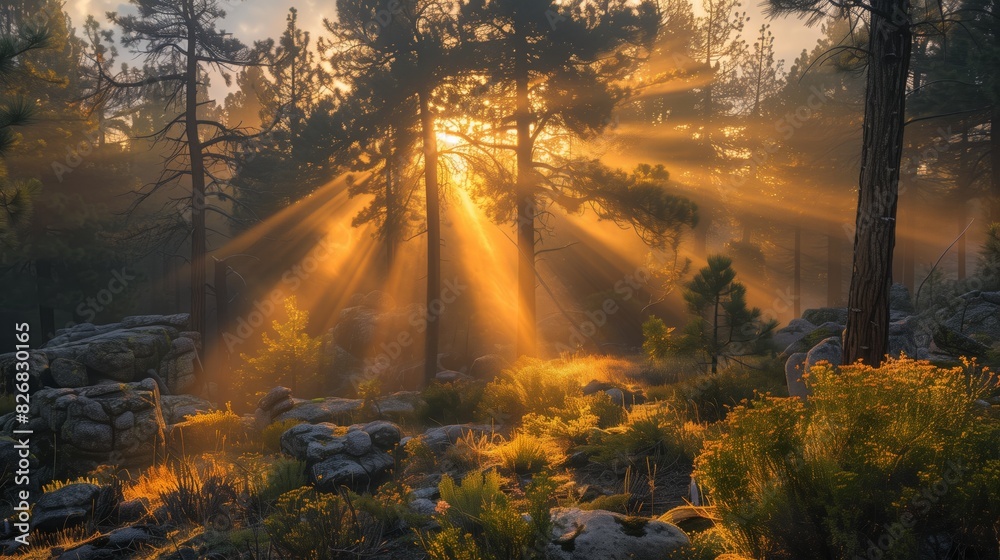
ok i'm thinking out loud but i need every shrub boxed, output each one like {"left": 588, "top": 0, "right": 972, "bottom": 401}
{"left": 421, "top": 469, "right": 555, "bottom": 560}
{"left": 261, "top": 418, "right": 304, "bottom": 453}
{"left": 671, "top": 360, "right": 785, "bottom": 423}
{"left": 256, "top": 458, "right": 308, "bottom": 505}
{"left": 588, "top": 403, "right": 701, "bottom": 468}
{"left": 265, "top": 487, "right": 379, "bottom": 560}
{"left": 643, "top": 315, "right": 675, "bottom": 362}
{"left": 492, "top": 433, "right": 557, "bottom": 475}
{"left": 174, "top": 404, "right": 246, "bottom": 453}
{"left": 158, "top": 460, "right": 237, "bottom": 528}
{"left": 235, "top": 296, "right": 321, "bottom": 410}
{"left": 420, "top": 380, "right": 485, "bottom": 425}
{"left": 695, "top": 358, "right": 1000, "bottom": 560}
{"left": 479, "top": 358, "right": 584, "bottom": 423}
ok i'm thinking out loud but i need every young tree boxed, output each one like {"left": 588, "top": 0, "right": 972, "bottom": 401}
{"left": 93, "top": 0, "right": 260, "bottom": 345}
{"left": 678, "top": 255, "right": 776, "bottom": 373}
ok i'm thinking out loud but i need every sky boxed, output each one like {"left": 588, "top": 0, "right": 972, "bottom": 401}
{"left": 66, "top": 0, "right": 825, "bottom": 101}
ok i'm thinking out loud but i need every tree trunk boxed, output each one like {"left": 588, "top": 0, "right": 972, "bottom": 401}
{"left": 36, "top": 259, "right": 54, "bottom": 342}
{"left": 842, "top": 0, "right": 912, "bottom": 366}
{"left": 419, "top": 90, "right": 441, "bottom": 386}
{"left": 213, "top": 258, "right": 229, "bottom": 400}
{"left": 385, "top": 147, "right": 396, "bottom": 269}
{"left": 515, "top": 36, "right": 536, "bottom": 358}
{"left": 957, "top": 206, "right": 967, "bottom": 280}
{"left": 793, "top": 222, "right": 801, "bottom": 318}
{"left": 827, "top": 220, "right": 843, "bottom": 306}
{"left": 185, "top": 7, "right": 207, "bottom": 348}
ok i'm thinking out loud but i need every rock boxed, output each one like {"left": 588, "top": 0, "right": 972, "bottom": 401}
{"left": 26, "top": 379, "right": 165, "bottom": 473}
{"left": 32, "top": 483, "right": 102, "bottom": 532}
{"left": 772, "top": 318, "right": 816, "bottom": 354}
{"left": 158, "top": 336, "right": 198, "bottom": 394}
{"left": 804, "top": 336, "right": 842, "bottom": 370}
{"left": 582, "top": 380, "right": 614, "bottom": 395}
{"left": 49, "top": 359, "right": 89, "bottom": 388}
{"left": 258, "top": 386, "right": 293, "bottom": 411}
{"left": 783, "top": 322, "right": 844, "bottom": 356}
{"left": 104, "top": 525, "right": 165, "bottom": 549}
{"left": 160, "top": 395, "right": 213, "bottom": 424}
{"left": 605, "top": 388, "right": 626, "bottom": 406}
{"left": 120, "top": 314, "right": 190, "bottom": 330}
{"left": 888, "top": 319, "right": 918, "bottom": 358}
{"left": 435, "top": 370, "right": 470, "bottom": 384}
{"left": 280, "top": 422, "right": 342, "bottom": 459}
{"left": 362, "top": 290, "right": 396, "bottom": 311}
{"left": 889, "top": 283, "right": 914, "bottom": 313}
{"left": 420, "top": 424, "right": 495, "bottom": 453}
{"left": 469, "top": 354, "right": 509, "bottom": 380}
{"left": 344, "top": 429, "right": 373, "bottom": 456}
{"left": 802, "top": 307, "right": 849, "bottom": 327}
{"left": 311, "top": 451, "right": 394, "bottom": 492}
{"left": 275, "top": 397, "right": 364, "bottom": 424}
{"left": 784, "top": 353, "right": 809, "bottom": 399}
{"left": 80, "top": 340, "right": 136, "bottom": 382}
{"left": 545, "top": 508, "right": 689, "bottom": 560}
{"left": 363, "top": 421, "right": 402, "bottom": 450}
{"left": 372, "top": 391, "right": 423, "bottom": 421}
{"left": 409, "top": 498, "right": 438, "bottom": 516}
{"left": 941, "top": 292, "right": 1000, "bottom": 340}
{"left": 933, "top": 325, "right": 990, "bottom": 358}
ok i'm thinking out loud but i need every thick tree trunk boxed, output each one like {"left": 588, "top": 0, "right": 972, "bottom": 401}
{"left": 185, "top": 9, "right": 207, "bottom": 349}
{"left": 515, "top": 38, "right": 536, "bottom": 358}
{"left": 213, "top": 258, "right": 229, "bottom": 400}
{"left": 827, "top": 220, "right": 843, "bottom": 306}
{"left": 419, "top": 90, "right": 441, "bottom": 386}
{"left": 842, "top": 0, "right": 912, "bottom": 366}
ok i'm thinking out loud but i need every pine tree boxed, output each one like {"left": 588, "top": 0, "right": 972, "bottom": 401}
{"left": 678, "top": 255, "right": 777, "bottom": 373}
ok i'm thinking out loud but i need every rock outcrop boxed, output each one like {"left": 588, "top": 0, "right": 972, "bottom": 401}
{"left": 279, "top": 421, "right": 400, "bottom": 492}
{"left": 545, "top": 508, "right": 689, "bottom": 560}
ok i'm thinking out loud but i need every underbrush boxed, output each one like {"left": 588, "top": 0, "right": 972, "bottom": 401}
{"left": 695, "top": 357, "right": 1000, "bottom": 560}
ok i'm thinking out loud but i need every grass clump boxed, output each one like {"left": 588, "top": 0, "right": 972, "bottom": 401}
{"left": 265, "top": 486, "right": 381, "bottom": 560}
{"left": 419, "top": 469, "right": 556, "bottom": 560}
{"left": 173, "top": 403, "right": 247, "bottom": 453}
{"left": 695, "top": 357, "right": 1000, "bottom": 560}
{"left": 260, "top": 418, "right": 304, "bottom": 452}
{"left": 492, "top": 433, "right": 559, "bottom": 475}
{"left": 420, "top": 380, "right": 485, "bottom": 425}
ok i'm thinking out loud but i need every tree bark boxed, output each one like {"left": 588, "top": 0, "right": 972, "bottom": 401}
{"left": 793, "top": 222, "right": 801, "bottom": 318}
{"left": 842, "top": 0, "right": 912, "bottom": 366}
{"left": 185, "top": 2, "right": 207, "bottom": 349}
{"left": 419, "top": 90, "right": 441, "bottom": 386}
{"left": 515, "top": 34, "right": 536, "bottom": 358}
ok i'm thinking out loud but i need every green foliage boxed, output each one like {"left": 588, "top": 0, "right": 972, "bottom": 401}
{"left": 579, "top": 493, "right": 631, "bottom": 513}
{"left": 676, "top": 255, "right": 778, "bottom": 373}
{"left": 261, "top": 418, "right": 304, "bottom": 453}
{"left": 422, "top": 470, "right": 555, "bottom": 560}
{"left": 492, "top": 433, "right": 557, "bottom": 475}
{"left": 175, "top": 404, "right": 246, "bottom": 452}
{"left": 695, "top": 358, "right": 1000, "bottom": 559}
{"left": 479, "top": 358, "right": 584, "bottom": 423}
{"left": 265, "top": 487, "right": 378, "bottom": 560}
{"left": 158, "top": 461, "right": 237, "bottom": 527}
{"left": 671, "top": 359, "right": 786, "bottom": 423}
{"left": 420, "top": 380, "right": 485, "bottom": 425}
{"left": 350, "top": 481, "right": 422, "bottom": 530}
{"left": 978, "top": 222, "right": 1000, "bottom": 290}
{"left": 588, "top": 403, "right": 706, "bottom": 468}
{"left": 643, "top": 315, "right": 676, "bottom": 362}
{"left": 256, "top": 458, "right": 308, "bottom": 505}
{"left": 235, "top": 297, "right": 321, "bottom": 409}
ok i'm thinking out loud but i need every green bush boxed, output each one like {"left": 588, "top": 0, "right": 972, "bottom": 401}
{"left": 265, "top": 487, "right": 378, "bottom": 560}
{"left": 643, "top": 315, "right": 675, "bottom": 362}
{"left": 671, "top": 359, "right": 785, "bottom": 423}
{"left": 587, "top": 403, "right": 704, "bottom": 468}
{"left": 174, "top": 404, "right": 247, "bottom": 453}
{"left": 420, "top": 470, "right": 555, "bottom": 560}
{"left": 256, "top": 458, "right": 308, "bottom": 505}
{"left": 261, "top": 418, "right": 304, "bottom": 452}
{"left": 420, "top": 380, "right": 485, "bottom": 425}
{"left": 479, "top": 358, "right": 583, "bottom": 423}
{"left": 695, "top": 358, "right": 1000, "bottom": 560}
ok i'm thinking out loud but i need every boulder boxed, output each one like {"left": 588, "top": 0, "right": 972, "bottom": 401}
{"left": 469, "top": 354, "right": 509, "bottom": 380}
{"left": 160, "top": 394, "right": 213, "bottom": 424}
{"left": 280, "top": 422, "right": 397, "bottom": 492}
{"left": 50, "top": 359, "right": 89, "bottom": 388}
{"left": 26, "top": 378, "right": 165, "bottom": 473}
{"left": 545, "top": 508, "right": 689, "bottom": 560}
{"left": 801, "top": 307, "right": 849, "bottom": 327}
{"left": 158, "top": 336, "right": 198, "bottom": 394}
{"left": 435, "top": 370, "right": 471, "bottom": 384}
{"left": 420, "top": 424, "right": 496, "bottom": 454}
{"left": 889, "top": 283, "right": 914, "bottom": 313}
{"left": 371, "top": 391, "right": 423, "bottom": 421}
{"left": 804, "top": 336, "right": 842, "bottom": 370}
{"left": 275, "top": 397, "right": 364, "bottom": 425}
{"left": 941, "top": 291, "right": 1000, "bottom": 340}
{"left": 311, "top": 452, "right": 394, "bottom": 492}
{"left": 783, "top": 322, "right": 844, "bottom": 356}
{"left": 32, "top": 483, "right": 102, "bottom": 532}
{"left": 888, "top": 319, "right": 918, "bottom": 358}
{"left": 772, "top": 318, "right": 816, "bottom": 353}
{"left": 362, "top": 421, "right": 402, "bottom": 450}
{"left": 784, "top": 353, "right": 809, "bottom": 399}
{"left": 344, "top": 429, "right": 373, "bottom": 456}
{"left": 932, "top": 325, "right": 990, "bottom": 358}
